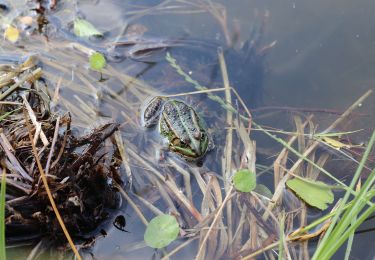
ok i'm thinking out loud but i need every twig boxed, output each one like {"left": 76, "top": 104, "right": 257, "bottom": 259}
{"left": 22, "top": 96, "right": 49, "bottom": 147}
{"left": 44, "top": 116, "right": 60, "bottom": 175}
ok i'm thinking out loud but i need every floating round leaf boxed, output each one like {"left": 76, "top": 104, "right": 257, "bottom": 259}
{"left": 4, "top": 25, "right": 19, "bottom": 43}
{"left": 233, "top": 169, "right": 256, "bottom": 192}
{"left": 144, "top": 214, "right": 179, "bottom": 249}
{"left": 89, "top": 52, "right": 106, "bottom": 71}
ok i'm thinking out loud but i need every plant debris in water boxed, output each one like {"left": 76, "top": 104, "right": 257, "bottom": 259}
{"left": 0, "top": 1, "right": 374, "bottom": 259}
{"left": 0, "top": 58, "right": 123, "bottom": 247}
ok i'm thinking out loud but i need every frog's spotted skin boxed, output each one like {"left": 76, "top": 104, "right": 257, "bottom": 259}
{"left": 142, "top": 96, "right": 164, "bottom": 128}
{"left": 142, "top": 96, "right": 211, "bottom": 160}
{"left": 160, "top": 100, "right": 208, "bottom": 158}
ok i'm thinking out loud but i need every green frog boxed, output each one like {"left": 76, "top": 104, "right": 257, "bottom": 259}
{"left": 142, "top": 96, "right": 213, "bottom": 161}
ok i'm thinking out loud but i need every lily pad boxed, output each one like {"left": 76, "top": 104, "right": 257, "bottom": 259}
{"left": 73, "top": 18, "right": 102, "bottom": 38}
{"left": 89, "top": 52, "right": 106, "bottom": 71}
{"left": 144, "top": 214, "right": 179, "bottom": 249}
{"left": 233, "top": 169, "right": 256, "bottom": 193}
{"left": 286, "top": 178, "right": 334, "bottom": 210}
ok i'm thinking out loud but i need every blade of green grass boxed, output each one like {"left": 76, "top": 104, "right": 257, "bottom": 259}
{"left": 344, "top": 216, "right": 355, "bottom": 260}
{"left": 0, "top": 168, "right": 6, "bottom": 260}
{"left": 289, "top": 191, "right": 374, "bottom": 239}
{"left": 319, "top": 194, "right": 375, "bottom": 259}
{"left": 278, "top": 212, "right": 285, "bottom": 260}
{"left": 313, "top": 130, "right": 375, "bottom": 259}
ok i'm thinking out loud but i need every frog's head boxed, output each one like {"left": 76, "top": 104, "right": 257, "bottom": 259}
{"left": 170, "top": 129, "right": 209, "bottom": 160}
{"left": 141, "top": 96, "right": 166, "bottom": 128}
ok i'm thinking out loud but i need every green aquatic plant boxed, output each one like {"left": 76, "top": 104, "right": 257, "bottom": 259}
{"left": 166, "top": 50, "right": 374, "bottom": 259}
{"left": 313, "top": 130, "right": 375, "bottom": 259}
{"left": 89, "top": 52, "right": 106, "bottom": 71}
{"left": 73, "top": 19, "right": 102, "bottom": 38}
{"left": 144, "top": 214, "right": 179, "bottom": 249}
{"left": 233, "top": 169, "right": 256, "bottom": 193}
{"left": 286, "top": 177, "right": 334, "bottom": 210}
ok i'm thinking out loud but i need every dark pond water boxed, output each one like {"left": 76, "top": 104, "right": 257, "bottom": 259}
{"left": 2, "top": 0, "right": 375, "bottom": 259}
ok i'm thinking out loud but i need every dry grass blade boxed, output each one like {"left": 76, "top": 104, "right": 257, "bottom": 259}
{"left": 196, "top": 187, "right": 234, "bottom": 259}
{"left": 44, "top": 116, "right": 60, "bottom": 174}
{"left": 218, "top": 47, "right": 235, "bottom": 257}
{"left": 0, "top": 68, "right": 42, "bottom": 101}
{"left": 263, "top": 89, "right": 373, "bottom": 218}
{"left": 127, "top": 148, "right": 202, "bottom": 221}
{"left": 0, "top": 133, "right": 33, "bottom": 182}
{"left": 114, "top": 132, "right": 133, "bottom": 185}
{"left": 22, "top": 95, "right": 49, "bottom": 147}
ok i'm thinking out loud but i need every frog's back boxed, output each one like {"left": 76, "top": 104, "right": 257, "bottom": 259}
{"left": 162, "top": 100, "right": 205, "bottom": 137}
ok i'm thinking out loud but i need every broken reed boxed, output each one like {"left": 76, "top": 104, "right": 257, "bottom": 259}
{"left": 0, "top": 168, "right": 5, "bottom": 260}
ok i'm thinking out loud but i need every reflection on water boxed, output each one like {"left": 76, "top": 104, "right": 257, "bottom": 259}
{"left": 1, "top": 0, "right": 374, "bottom": 259}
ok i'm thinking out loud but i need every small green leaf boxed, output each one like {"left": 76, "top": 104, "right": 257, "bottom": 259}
{"left": 233, "top": 169, "right": 256, "bottom": 192}
{"left": 89, "top": 52, "right": 106, "bottom": 71}
{"left": 286, "top": 178, "right": 334, "bottom": 210}
{"left": 144, "top": 214, "right": 179, "bottom": 249}
{"left": 73, "top": 18, "right": 102, "bottom": 38}
{"left": 254, "top": 184, "right": 273, "bottom": 199}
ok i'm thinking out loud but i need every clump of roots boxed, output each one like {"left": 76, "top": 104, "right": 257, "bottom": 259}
{"left": 0, "top": 58, "right": 123, "bottom": 247}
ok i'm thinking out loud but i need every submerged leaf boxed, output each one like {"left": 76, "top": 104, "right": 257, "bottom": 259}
{"left": 144, "top": 214, "right": 179, "bottom": 248}
{"left": 233, "top": 169, "right": 256, "bottom": 193}
{"left": 89, "top": 52, "right": 106, "bottom": 71}
{"left": 4, "top": 25, "right": 19, "bottom": 43}
{"left": 73, "top": 19, "right": 102, "bottom": 38}
{"left": 286, "top": 178, "right": 334, "bottom": 210}
{"left": 320, "top": 136, "right": 349, "bottom": 149}
{"left": 254, "top": 184, "right": 273, "bottom": 199}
